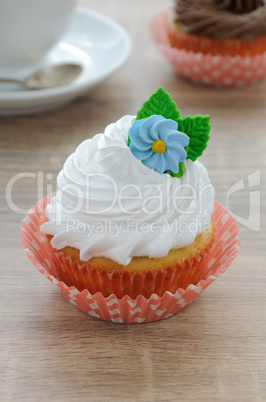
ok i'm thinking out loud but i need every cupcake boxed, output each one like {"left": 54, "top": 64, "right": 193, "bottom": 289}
{"left": 167, "top": 0, "right": 266, "bottom": 56}
{"left": 149, "top": 2, "right": 266, "bottom": 86}
{"left": 21, "top": 88, "right": 240, "bottom": 323}
{"left": 39, "top": 87, "right": 215, "bottom": 298}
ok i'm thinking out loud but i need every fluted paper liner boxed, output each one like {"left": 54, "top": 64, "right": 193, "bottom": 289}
{"left": 149, "top": 9, "right": 266, "bottom": 87}
{"left": 21, "top": 195, "right": 239, "bottom": 324}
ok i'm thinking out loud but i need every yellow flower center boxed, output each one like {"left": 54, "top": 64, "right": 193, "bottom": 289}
{"left": 151, "top": 139, "right": 166, "bottom": 154}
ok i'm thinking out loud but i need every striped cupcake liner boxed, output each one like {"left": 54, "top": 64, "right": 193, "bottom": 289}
{"left": 21, "top": 195, "right": 239, "bottom": 324}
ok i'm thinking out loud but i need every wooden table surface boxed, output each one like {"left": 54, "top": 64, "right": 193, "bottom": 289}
{"left": 1, "top": 1, "right": 265, "bottom": 401}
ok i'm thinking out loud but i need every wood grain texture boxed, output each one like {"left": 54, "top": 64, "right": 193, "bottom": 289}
{"left": 0, "top": 1, "right": 266, "bottom": 401}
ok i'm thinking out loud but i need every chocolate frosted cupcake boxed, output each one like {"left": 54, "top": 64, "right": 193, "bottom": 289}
{"left": 149, "top": 1, "right": 266, "bottom": 86}
{"left": 168, "top": 0, "right": 266, "bottom": 56}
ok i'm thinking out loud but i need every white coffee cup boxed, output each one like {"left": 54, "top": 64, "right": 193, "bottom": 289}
{"left": 0, "top": 0, "right": 77, "bottom": 77}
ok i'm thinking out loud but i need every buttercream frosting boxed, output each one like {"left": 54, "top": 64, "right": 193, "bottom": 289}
{"left": 41, "top": 115, "right": 215, "bottom": 265}
{"left": 174, "top": 0, "right": 266, "bottom": 40}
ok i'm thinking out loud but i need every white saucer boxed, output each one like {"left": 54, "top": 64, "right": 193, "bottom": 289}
{"left": 0, "top": 7, "right": 131, "bottom": 115}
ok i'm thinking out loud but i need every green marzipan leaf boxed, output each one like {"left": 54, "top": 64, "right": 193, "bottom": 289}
{"left": 132, "top": 88, "right": 211, "bottom": 178}
{"left": 136, "top": 87, "right": 181, "bottom": 122}
{"left": 177, "top": 114, "right": 211, "bottom": 162}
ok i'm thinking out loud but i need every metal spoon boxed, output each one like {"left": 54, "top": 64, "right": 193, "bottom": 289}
{"left": 0, "top": 63, "right": 82, "bottom": 90}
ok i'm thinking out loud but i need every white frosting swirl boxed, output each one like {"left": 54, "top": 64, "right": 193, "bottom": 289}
{"left": 41, "top": 115, "right": 215, "bottom": 265}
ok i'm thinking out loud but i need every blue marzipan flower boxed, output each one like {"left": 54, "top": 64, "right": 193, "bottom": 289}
{"left": 128, "top": 115, "right": 189, "bottom": 174}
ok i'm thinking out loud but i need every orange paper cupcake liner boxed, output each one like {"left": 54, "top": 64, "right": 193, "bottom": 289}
{"left": 21, "top": 194, "right": 239, "bottom": 323}
{"left": 21, "top": 195, "right": 211, "bottom": 299}
{"left": 149, "top": 9, "right": 266, "bottom": 87}
{"left": 166, "top": 15, "right": 266, "bottom": 57}
{"left": 34, "top": 251, "right": 209, "bottom": 300}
